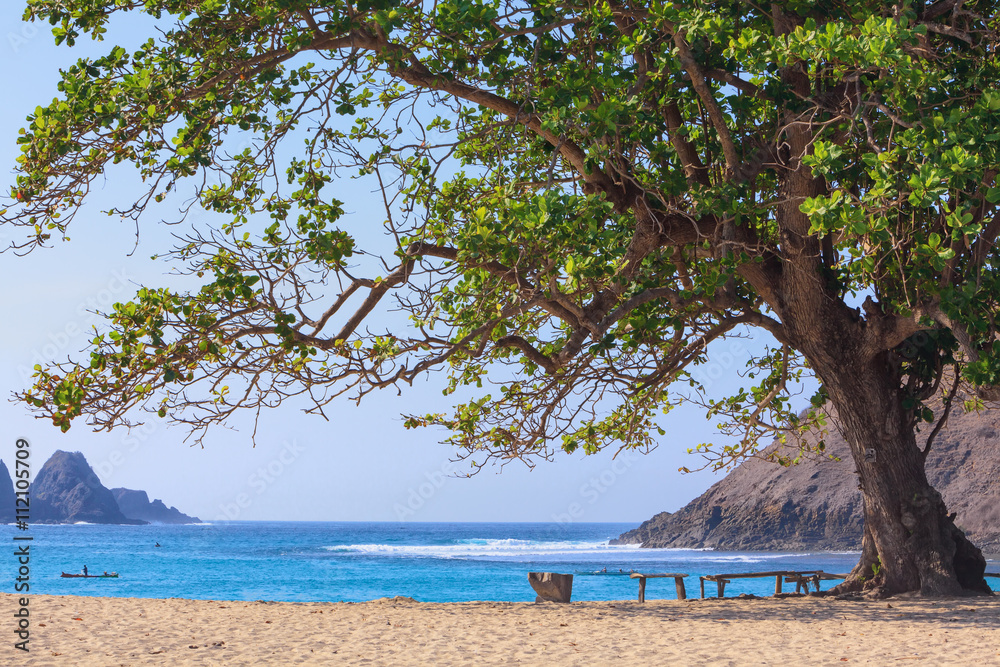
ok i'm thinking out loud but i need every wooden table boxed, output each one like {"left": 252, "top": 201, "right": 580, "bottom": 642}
{"left": 785, "top": 571, "right": 847, "bottom": 594}
{"left": 699, "top": 570, "right": 847, "bottom": 598}
{"left": 629, "top": 573, "right": 689, "bottom": 602}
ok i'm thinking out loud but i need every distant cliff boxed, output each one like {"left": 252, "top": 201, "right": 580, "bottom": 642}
{"left": 0, "top": 461, "right": 16, "bottom": 523}
{"left": 112, "top": 488, "right": 200, "bottom": 524}
{"left": 613, "top": 405, "right": 1000, "bottom": 552}
{"left": 31, "top": 451, "right": 145, "bottom": 525}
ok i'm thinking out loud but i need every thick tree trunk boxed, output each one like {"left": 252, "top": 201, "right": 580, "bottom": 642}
{"left": 744, "top": 38, "right": 988, "bottom": 594}
{"left": 815, "top": 353, "right": 991, "bottom": 597}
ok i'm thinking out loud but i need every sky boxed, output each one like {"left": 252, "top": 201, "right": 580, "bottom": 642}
{"left": 0, "top": 5, "right": 783, "bottom": 524}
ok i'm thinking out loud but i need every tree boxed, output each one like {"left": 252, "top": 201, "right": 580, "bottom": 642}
{"left": 5, "top": 0, "right": 1000, "bottom": 597}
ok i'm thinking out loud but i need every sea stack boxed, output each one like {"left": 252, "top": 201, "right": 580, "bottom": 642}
{"left": 32, "top": 450, "right": 145, "bottom": 524}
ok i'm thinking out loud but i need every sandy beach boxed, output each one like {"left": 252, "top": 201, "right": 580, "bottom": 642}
{"left": 6, "top": 592, "right": 999, "bottom": 665}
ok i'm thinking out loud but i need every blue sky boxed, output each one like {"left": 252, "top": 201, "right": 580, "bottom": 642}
{"left": 0, "top": 5, "right": 781, "bottom": 524}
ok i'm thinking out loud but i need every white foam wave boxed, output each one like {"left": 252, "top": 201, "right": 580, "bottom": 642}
{"left": 685, "top": 551, "right": 860, "bottom": 563}
{"left": 697, "top": 553, "right": 805, "bottom": 563}
{"left": 321, "top": 540, "right": 861, "bottom": 563}
{"left": 325, "top": 538, "right": 644, "bottom": 559}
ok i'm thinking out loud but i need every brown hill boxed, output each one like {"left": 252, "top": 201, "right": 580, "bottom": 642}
{"left": 613, "top": 406, "right": 1000, "bottom": 552}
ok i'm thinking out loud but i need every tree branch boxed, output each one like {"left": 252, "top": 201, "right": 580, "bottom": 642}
{"left": 495, "top": 336, "right": 557, "bottom": 373}
{"left": 922, "top": 370, "right": 961, "bottom": 460}
{"left": 672, "top": 31, "right": 740, "bottom": 174}
{"left": 663, "top": 102, "right": 711, "bottom": 186}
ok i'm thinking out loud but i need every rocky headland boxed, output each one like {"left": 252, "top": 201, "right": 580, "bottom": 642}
{"left": 614, "top": 405, "right": 1000, "bottom": 552}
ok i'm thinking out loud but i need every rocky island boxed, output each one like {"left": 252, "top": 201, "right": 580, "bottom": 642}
{"left": 31, "top": 450, "right": 143, "bottom": 524}
{"left": 112, "top": 488, "right": 200, "bottom": 524}
{"left": 0, "top": 460, "right": 16, "bottom": 524}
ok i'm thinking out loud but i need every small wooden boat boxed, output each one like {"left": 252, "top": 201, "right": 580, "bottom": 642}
{"left": 60, "top": 572, "right": 119, "bottom": 578}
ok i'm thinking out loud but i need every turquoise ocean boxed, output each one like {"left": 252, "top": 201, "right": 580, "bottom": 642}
{"left": 8, "top": 522, "right": 991, "bottom": 602}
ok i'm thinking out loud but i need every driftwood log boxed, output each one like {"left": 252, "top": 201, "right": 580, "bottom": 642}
{"left": 527, "top": 572, "right": 573, "bottom": 603}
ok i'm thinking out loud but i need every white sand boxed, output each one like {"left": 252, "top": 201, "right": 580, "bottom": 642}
{"left": 6, "top": 593, "right": 999, "bottom": 665}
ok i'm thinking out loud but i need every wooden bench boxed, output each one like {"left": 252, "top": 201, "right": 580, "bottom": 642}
{"left": 629, "top": 573, "right": 688, "bottom": 602}
{"left": 699, "top": 570, "right": 847, "bottom": 598}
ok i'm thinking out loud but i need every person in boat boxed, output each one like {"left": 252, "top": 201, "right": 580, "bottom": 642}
{"left": 601, "top": 567, "right": 607, "bottom": 573}
{"left": 155, "top": 542, "right": 161, "bottom": 547}
{"left": 83, "top": 565, "right": 88, "bottom": 576}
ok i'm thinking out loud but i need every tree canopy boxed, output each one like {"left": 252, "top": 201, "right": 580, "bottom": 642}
{"left": 6, "top": 0, "right": 1000, "bottom": 594}
{"left": 7, "top": 0, "right": 1000, "bottom": 454}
